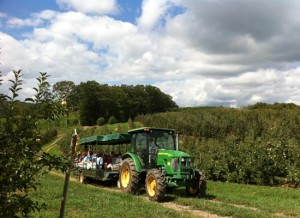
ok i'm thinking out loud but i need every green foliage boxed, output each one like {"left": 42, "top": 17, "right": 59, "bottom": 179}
{"left": 108, "top": 115, "right": 118, "bottom": 124}
{"left": 26, "top": 72, "right": 60, "bottom": 129}
{"left": 52, "top": 81, "right": 75, "bottom": 102}
{"left": 127, "top": 117, "right": 134, "bottom": 129}
{"left": 41, "top": 129, "right": 58, "bottom": 144}
{"left": 57, "top": 134, "right": 73, "bottom": 156}
{"left": 96, "top": 117, "right": 106, "bottom": 126}
{"left": 136, "top": 105, "right": 300, "bottom": 186}
{"left": 0, "top": 70, "right": 67, "bottom": 217}
{"left": 73, "top": 81, "right": 103, "bottom": 125}
{"left": 52, "top": 81, "right": 76, "bottom": 127}
{"left": 69, "top": 82, "right": 178, "bottom": 126}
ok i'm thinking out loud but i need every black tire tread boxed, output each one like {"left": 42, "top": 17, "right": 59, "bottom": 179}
{"left": 120, "top": 158, "right": 139, "bottom": 194}
{"left": 145, "top": 169, "right": 166, "bottom": 202}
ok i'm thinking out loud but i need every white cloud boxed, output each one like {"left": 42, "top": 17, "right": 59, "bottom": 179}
{"left": 0, "top": 12, "right": 7, "bottom": 18}
{"left": 34, "top": 10, "right": 58, "bottom": 20}
{"left": 138, "top": 0, "right": 169, "bottom": 30}
{"left": 7, "top": 17, "right": 43, "bottom": 28}
{"left": 56, "top": 0, "right": 118, "bottom": 15}
{"left": 156, "top": 67, "right": 300, "bottom": 107}
{"left": 2, "top": 0, "right": 300, "bottom": 107}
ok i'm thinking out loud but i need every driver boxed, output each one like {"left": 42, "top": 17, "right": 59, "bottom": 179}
{"left": 149, "top": 138, "right": 159, "bottom": 153}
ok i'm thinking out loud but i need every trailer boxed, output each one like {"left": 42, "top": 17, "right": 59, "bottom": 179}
{"left": 75, "top": 133, "right": 131, "bottom": 183}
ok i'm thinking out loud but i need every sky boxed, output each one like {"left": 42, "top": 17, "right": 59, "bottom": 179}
{"left": 1, "top": 0, "right": 300, "bottom": 107}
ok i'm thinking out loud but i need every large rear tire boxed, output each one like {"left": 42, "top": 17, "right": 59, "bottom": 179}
{"left": 186, "top": 170, "right": 206, "bottom": 198}
{"left": 120, "top": 158, "right": 139, "bottom": 194}
{"left": 145, "top": 169, "right": 166, "bottom": 202}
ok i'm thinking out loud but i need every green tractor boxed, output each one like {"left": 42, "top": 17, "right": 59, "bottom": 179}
{"left": 119, "top": 127, "right": 206, "bottom": 201}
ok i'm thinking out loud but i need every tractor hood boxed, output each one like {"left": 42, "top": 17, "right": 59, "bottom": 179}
{"left": 158, "top": 150, "right": 191, "bottom": 158}
{"left": 157, "top": 149, "right": 192, "bottom": 174}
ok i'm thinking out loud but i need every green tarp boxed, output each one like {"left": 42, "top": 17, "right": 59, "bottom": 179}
{"left": 79, "top": 135, "right": 103, "bottom": 145}
{"left": 80, "top": 133, "right": 131, "bottom": 145}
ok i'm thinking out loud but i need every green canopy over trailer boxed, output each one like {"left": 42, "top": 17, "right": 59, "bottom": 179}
{"left": 101, "top": 133, "right": 132, "bottom": 145}
{"left": 76, "top": 133, "right": 131, "bottom": 183}
{"left": 79, "top": 133, "right": 131, "bottom": 145}
{"left": 79, "top": 135, "right": 103, "bottom": 145}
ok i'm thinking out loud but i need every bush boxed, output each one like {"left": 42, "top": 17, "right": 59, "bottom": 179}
{"left": 97, "top": 117, "right": 106, "bottom": 126}
{"left": 108, "top": 116, "right": 118, "bottom": 124}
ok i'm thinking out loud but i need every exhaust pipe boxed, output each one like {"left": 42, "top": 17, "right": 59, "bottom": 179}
{"left": 176, "top": 133, "right": 179, "bottom": 151}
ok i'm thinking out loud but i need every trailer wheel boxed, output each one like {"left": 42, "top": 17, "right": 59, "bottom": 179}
{"left": 186, "top": 170, "right": 206, "bottom": 198}
{"left": 120, "top": 158, "right": 139, "bottom": 193}
{"left": 145, "top": 169, "right": 166, "bottom": 202}
{"left": 79, "top": 172, "right": 87, "bottom": 184}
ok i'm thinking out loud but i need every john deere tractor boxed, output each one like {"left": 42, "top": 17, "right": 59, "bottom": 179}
{"left": 119, "top": 127, "right": 206, "bottom": 201}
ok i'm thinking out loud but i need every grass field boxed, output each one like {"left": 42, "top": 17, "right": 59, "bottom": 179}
{"left": 30, "top": 174, "right": 192, "bottom": 218}
{"left": 30, "top": 173, "right": 300, "bottom": 218}
{"left": 173, "top": 181, "right": 300, "bottom": 217}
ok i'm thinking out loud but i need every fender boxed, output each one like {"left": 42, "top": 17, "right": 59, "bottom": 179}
{"left": 122, "top": 152, "right": 143, "bottom": 172}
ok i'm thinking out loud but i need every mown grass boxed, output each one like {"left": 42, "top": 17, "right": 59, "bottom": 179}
{"left": 31, "top": 173, "right": 300, "bottom": 218}
{"left": 30, "top": 174, "right": 192, "bottom": 218}
{"left": 42, "top": 137, "right": 63, "bottom": 156}
{"left": 172, "top": 181, "right": 300, "bottom": 218}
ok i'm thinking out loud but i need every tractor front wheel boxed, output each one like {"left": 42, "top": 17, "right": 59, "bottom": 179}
{"left": 120, "top": 158, "right": 139, "bottom": 194}
{"left": 145, "top": 169, "right": 166, "bottom": 202}
{"left": 186, "top": 170, "right": 206, "bottom": 198}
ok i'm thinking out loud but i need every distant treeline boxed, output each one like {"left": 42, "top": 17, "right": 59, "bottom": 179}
{"left": 136, "top": 103, "right": 300, "bottom": 187}
{"left": 68, "top": 82, "right": 178, "bottom": 125}
{"left": 0, "top": 80, "right": 178, "bottom": 126}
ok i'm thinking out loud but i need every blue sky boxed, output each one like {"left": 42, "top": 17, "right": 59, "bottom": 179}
{"left": 1, "top": 0, "right": 57, "bottom": 17}
{"left": 1, "top": 0, "right": 142, "bottom": 39}
{"left": 1, "top": 0, "right": 300, "bottom": 107}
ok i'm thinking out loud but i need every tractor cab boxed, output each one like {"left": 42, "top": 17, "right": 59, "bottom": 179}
{"left": 128, "top": 127, "right": 176, "bottom": 168}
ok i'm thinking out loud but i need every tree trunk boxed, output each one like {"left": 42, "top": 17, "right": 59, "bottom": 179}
{"left": 59, "top": 131, "right": 77, "bottom": 218}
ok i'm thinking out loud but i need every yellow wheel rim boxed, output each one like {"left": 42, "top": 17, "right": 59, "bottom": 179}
{"left": 147, "top": 176, "right": 156, "bottom": 197}
{"left": 121, "top": 166, "right": 130, "bottom": 188}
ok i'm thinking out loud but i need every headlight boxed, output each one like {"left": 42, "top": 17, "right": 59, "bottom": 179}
{"left": 181, "top": 157, "right": 191, "bottom": 167}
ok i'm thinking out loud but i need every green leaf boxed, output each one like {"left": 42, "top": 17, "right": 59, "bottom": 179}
{"left": 25, "top": 98, "right": 35, "bottom": 102}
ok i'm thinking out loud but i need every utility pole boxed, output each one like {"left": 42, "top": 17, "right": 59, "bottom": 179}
{"left": 59, "top": 129, "right": 78, "bottom": 218}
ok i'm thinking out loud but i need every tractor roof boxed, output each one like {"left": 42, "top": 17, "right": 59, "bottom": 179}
{"left": 128, "top": 127, "right": 175, "bottom": 134}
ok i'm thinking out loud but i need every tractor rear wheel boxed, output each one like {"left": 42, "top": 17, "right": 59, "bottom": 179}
{"left": 145, "top": 169, "right": 166, "bottom": 202}
{"left": 186, "top": 170, "right": 206, "bottom": 198}
{"left": 120, "top": 158, "right": 139, "bottom": 194}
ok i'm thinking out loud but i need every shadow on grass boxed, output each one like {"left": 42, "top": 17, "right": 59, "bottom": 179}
{"left": 161, "top": 193, "right": 216, "bottom": 203}
{"left": 79, "top": 178, "right": 217, "bottom": 203}
{"left": 83, "top": 178, "right": 118, "bottom": 188}
{"left": 149, "top": 186, "right": 217, "bottom": 203}
{"left": 163, "top": 188, "right": 217, "bottom": 201}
